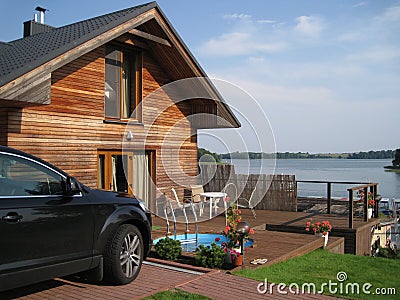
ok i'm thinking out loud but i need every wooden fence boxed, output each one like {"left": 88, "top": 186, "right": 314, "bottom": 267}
{"left": 199, "top": 164, "right": 297, "bottom": 212}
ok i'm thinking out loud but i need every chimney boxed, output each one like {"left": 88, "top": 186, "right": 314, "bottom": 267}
{"left": 23, "top": 7, "right": 54, "bottom": 37}
{"left": 35, "top": 6, "right": 48, "bottom": 24}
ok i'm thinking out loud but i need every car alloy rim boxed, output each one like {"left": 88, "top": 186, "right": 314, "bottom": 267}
{"left": 120, "top": 233, "right": 140, "bottom": 277}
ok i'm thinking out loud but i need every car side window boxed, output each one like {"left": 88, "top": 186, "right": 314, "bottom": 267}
{"left": 0, "top": 153, "right": 63, "bottom": 197}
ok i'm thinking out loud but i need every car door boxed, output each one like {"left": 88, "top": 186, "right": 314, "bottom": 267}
{"left": 0, "top": 152, "right": 94, "bottom": 277}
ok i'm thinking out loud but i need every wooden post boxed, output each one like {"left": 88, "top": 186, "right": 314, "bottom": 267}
{"left": 372, "top": 184, "right": 379, "bottom": 218}
{"left": 348, "top": 189, "right": 353, "bottom": 229}
{"left": 327, "top": 182, "right": 331, "bottom": 215}
{"left": 363, "top": 187, "right": 368, "bottom": 222}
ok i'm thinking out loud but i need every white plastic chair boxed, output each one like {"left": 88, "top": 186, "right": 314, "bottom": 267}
{"left": 171, "top": 188, "right": 192, "bottom": 231}
{"left": 190, "top": 185, "right": 207, "bottom": 216}
{"left": 237, "top": 186, "right": 257, "bottom": 218}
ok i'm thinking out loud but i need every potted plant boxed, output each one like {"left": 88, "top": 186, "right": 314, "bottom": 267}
{"left": 367, "top": 193, "right": 375, "bottom": 219}
{"left": 358, "top": 190, "right": 375, "bottom": 219}
{"left": 222, "top": 202, "right": 255, "bottom": 265}
{"left": 305, "top": 219, "right": 332, "bottom": 247}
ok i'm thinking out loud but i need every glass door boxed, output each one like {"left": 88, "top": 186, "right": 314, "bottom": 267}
{"left": 97, "top": 150, "right": 154, "bottom": 206}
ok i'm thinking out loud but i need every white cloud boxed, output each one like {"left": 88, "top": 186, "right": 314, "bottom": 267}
{"left": 374, "top": 5, "right": 400, "bottom": 23}
{"left": 223, "top": 13, "right": 251, "bottom": 21}
{"left": 216, "top": 76, "right": 335, "bottom": 107}
{"left": 353, "top": 2, "right": 368, "bottom": 8}
{"left": 247, "top": 56, "right": 265, "bottom": 63}
{"left": 336, "top": 31, "right": 363, "bottom": 42}
{"left": 294, "top": 16, "right": 324, "bottom": 38}
{"left": 347, "top": 46, "right": 400, "bottom": 63}
{"left": 257, "top": 19, "right": 276, "bottom": 24}
{"left": 199, "top": 31, "right": 286, "bottom": 56}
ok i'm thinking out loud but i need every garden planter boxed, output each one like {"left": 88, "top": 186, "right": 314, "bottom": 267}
{"left": 315, "top": 232, "right": 329, "bottom": 248}
{"left": 368, "top": 208, "right": 373, "bottom": 219}
{"left": 224, "top": 252, "right": 232, "bottom": 264}
{"left": 234, "top": 255, "right": 243, "bottom": 266}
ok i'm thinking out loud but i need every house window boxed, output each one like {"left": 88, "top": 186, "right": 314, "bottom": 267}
{"left": 105, "top": 44, "right": 142, "bottom": 121}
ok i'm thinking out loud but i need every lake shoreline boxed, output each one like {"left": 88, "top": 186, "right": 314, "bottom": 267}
{"left": 223, "top": 158, "right": 398, "bottom": 199}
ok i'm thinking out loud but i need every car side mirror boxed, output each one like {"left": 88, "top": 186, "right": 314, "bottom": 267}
{"left": 61, "top": 176, "right": 81, "bottom": 196}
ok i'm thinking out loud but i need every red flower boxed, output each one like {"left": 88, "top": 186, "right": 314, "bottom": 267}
{"left": 305, "top": 218, "right": 333, "bottom": 234}
{"left": 215, "top": 237, "right": 220, "bottom": 242}
{"left": 225, "top": 196, "right": 230, "bottom": 202}
{"left": 249, "top": 228, "right": 255, "bottom": 235}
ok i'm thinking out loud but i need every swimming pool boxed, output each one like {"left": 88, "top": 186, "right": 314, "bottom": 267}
{"left": 153, "top": 233, "right": 254, "bottom": 252}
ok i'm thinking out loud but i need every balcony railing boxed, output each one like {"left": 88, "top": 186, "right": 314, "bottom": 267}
{"left": 297, "top": 180, "right": 379, "bottom": 228}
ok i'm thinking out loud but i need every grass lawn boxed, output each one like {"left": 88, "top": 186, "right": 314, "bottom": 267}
{"left": 234, "top": 249, "right": 399, "bottom": 299}
{"left": 143, "top": 289, "right": 211, "bottom": 300}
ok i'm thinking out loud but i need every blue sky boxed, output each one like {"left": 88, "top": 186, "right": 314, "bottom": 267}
{"left": 1, "top": 1, "right": 399, "bottom": 153}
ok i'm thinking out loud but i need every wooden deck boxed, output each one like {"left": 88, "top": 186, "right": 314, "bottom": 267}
{"left": 152, "top": 209, "right": 357, "bottom": 269}
{"left": 153, "top": 208, "right": 378, "bottom": 266}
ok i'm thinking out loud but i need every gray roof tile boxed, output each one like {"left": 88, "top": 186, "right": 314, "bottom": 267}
{"left": 0, "top": 1, "right": 156, "bottom": 87}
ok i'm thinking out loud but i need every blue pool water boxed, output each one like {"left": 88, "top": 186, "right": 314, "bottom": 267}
{"left": 154, "top": 233, "right": 254, "bottom": 252}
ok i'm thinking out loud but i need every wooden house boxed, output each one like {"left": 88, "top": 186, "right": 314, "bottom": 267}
{"left": 0, "top": 2, "right": 240, "bottom": 211}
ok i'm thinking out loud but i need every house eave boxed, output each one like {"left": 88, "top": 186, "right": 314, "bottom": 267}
{"left": 0, "top": 2, "right": 240, "bottom": 128}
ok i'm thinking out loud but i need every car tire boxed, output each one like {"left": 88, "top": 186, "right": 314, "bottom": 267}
{"left": 103, "top": 224, "right": 144, "bottom": 285}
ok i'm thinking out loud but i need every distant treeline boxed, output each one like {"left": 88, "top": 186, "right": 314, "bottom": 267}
{"left": 216, "top": 150, "right": 395, "bottom": 160}
{"left": 347, "top": 150, "right": 395, "bottom": 159}
{"left": 198, "top": 147, "right": 222, "bottom": 162}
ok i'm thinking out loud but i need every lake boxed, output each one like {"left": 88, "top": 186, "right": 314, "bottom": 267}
{"left": 222, "top": 158, "right": 400, "bottom": 199}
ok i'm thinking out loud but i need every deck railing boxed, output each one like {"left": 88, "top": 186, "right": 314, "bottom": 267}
{"left": 297, "top": 180, "right": 379, "bottom": 228}
{"left": 347, "top": 183, "right": 379, "bottom": 228}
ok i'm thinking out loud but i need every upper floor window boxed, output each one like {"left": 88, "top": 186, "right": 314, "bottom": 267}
{"left": 105, "top": 44, "right": 142, "bottom": 121}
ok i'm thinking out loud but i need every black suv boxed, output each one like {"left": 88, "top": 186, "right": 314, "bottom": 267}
{"left": 0, "top": 146, "right": 152, "bottom": 291}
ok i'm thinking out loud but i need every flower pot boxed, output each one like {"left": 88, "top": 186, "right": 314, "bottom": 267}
{"left": 234, "top": 255, "right": 243, "bottom": 266}
{"left": 368, "top": 208, "right": 373, "bottom": 219}
{"left": 224, "top": 251, "right": 232, "bottom": 265}
{"left": 315, "top": 232, "right": 329, "bottom": 248}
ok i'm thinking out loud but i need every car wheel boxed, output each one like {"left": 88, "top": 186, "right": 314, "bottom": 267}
{"left": 104, "top": 224, "right": 144, "bottom": 284}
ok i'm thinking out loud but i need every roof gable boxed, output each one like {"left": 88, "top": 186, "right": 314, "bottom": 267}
{"left": 0, "top": 1, "right": 240, "bottom": 128}
{"left": 0, "top": 2, "right": 156, "bottom": 87}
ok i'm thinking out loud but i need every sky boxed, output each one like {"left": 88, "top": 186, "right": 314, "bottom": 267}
{"left": 0, "top": 0, "right": 399, "bottom": 153}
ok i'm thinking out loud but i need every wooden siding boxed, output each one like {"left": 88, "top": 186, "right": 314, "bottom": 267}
{"left": 5, "top": 43, "right": 198, "bottom": 198}
{"left": 0, "top": 108, "right": 7, "bottom": 146}
{"left": 355, "top": 222, "right": 376, "bottom": 255}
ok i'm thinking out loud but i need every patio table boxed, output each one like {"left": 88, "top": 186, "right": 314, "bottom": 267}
{"left": 200, "top": 192, "right": 227, "bottom": 219}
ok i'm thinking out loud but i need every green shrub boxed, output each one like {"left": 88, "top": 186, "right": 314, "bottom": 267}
{"left": 154, "top": 237, "right": 182, "bottom": 260}
{"left": 377, "top": 246, "right": 400, "bottom": 259}
{"left": 195, "top": 243, "right": 225, "bottom": 268}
